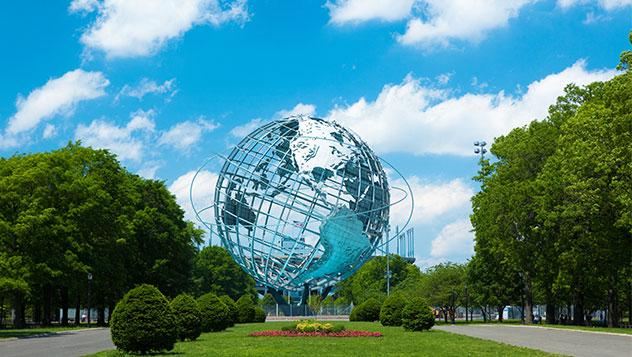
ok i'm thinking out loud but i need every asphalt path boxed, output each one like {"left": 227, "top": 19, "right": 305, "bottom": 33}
{"left": 0, "top": 328, "right": 114, "bottom": 357}
{"left": 435, "top": 324, "right": 632, "bottom": 357}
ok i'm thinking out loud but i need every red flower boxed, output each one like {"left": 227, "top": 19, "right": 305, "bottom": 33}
{"left": 249, "top": 330, "right": 382, "bottom": 337}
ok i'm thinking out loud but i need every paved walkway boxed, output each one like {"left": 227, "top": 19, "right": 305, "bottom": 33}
{"left": 0, "top": 328, "right": 114, "bottom": 357}
{"left": 435, "top": 324, "right": 632, "bottom": 357}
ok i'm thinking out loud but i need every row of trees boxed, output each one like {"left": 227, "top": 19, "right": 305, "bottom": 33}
{"left": 470, "top": 34, "right": 632, "bottom": 327}
{"left": 0, "top": 144, "right": 256, "bottom": 327}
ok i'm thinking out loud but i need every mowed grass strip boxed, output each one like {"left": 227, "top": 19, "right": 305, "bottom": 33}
{"left": 90, "top": 321, "right": 560, "bottom": 356}
{"left": 0, "top": 325, "right": 97, "bottom": 339}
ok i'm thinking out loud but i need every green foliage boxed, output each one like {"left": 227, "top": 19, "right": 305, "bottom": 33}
{"left": 402, "top": 297, "right": 435, "bottom": 332}
{"left": 0, "top": 143, "right": 203, "bottom": 327}
{"left": 349, "top": 298, "right": 381, "bottom": 322}
{"left": 379, "top": 293, "right": 406, "bottom": 326}
{"left": 261, "top": 293, "right": 275, "bottom": 306}
{"left": 219, "top": 295, "right": 238, "bottom": 326}
{"left": 197, "top": 293, "right": 231, "bottom": 332}
{"left": 253, "top": 307, "right": 267, "bottom": 322}
{"left": 170, "top": 293, "right": 201, "bottom": 341}
{"left": 236, "top": 295, "right": 256, "bottom": 323}
{"left": 470, "top": 35, "right": 632, "bottom": 327}
{"left": 338, "top": 255, "right": 418, "bottom": 304}
{"left": 110, "top": 284, "right": 176, "bottom": 354}
{"left": 193, "top": 246, "right": 256, "bottom": 300}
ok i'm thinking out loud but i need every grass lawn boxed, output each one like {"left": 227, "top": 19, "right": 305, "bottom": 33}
{"left": 0, "top": 325, "right": 97, "bottom": 339}
{"left": 90, "top": 321, "right": 560, "bottom": 356}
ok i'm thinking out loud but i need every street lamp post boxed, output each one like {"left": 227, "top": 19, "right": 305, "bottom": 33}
{"left": 385, "top": 225, "right": 391, "bottom": 296}
{"left": 87, "top": 273, "right": 92, "bottom": 327}
{"left": 474, "top": 141, "right": 487, "bottom": 158}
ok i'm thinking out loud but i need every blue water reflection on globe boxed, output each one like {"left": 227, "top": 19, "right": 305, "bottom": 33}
{"left": 214, "top": 115, "right": 390, "bottom": 291}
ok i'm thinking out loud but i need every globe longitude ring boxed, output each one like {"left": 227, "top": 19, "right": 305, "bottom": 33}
{"left": 191, "top": 115, "right": 414, "bottom": 291}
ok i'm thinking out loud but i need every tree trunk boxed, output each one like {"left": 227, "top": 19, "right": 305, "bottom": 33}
{"left": 523, "top": 275, "right": 534, "bottom": 324}
{"left": 0, "top": 295, "right": 4, "bottom": 326}
{"left": 574, "top": 295, "right": 585, "bottom": 326}
{"left": 34, "top": 301, "right": 41, "bottom": 325}
{"left": 607, "top": 288, "right": 619, "bottom": 328}
{"left": 74, "top": 292, "right": 81, "bottom": 326}
{"left": 60, "top": 286, "right": 69, "bottom": 326}
{"left": 481, "top": 306, "right": 487, "bottom": 322}
{"left": 107, "top": 301, "right": 114, "bottom": 325}
{"left": 443, "top": 308, "right": 448, "bottom": 323}
{"left": 97, "top": 305, "right": 105, "bottom": 326}
{"left": 13, "top": 291, "right": 26, "bottom": 328}
{"left": 546, "top": 303, "right": 556, "bottom": 324}
{"left": 497, "top": 305, "right": 504, "bottom": 322}
{"left": 42, "top": 285, "right": 52, "bottom": 326}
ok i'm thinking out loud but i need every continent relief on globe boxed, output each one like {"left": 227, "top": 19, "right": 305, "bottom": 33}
{"left": 295, "top": 207, "right": 370, "bottom": 283}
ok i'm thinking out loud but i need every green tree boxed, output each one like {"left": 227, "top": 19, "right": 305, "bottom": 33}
{"left": 193, "top": 246, "right": 256, "bottom": 300}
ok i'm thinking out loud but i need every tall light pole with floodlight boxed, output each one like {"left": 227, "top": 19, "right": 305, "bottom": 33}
{"left": 474, "top": 141, "right": 487, "bottom": 158}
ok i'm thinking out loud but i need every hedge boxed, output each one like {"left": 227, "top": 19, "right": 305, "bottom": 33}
{"left": 170, "top": 293, "right": 202, "bottom": 341}
{"left": 110, "top": 284, "right": 176, "bottom": 354}
{"left": 402, "top": 297, "right": 435, "bottom": 331}
{"left": 349, "top": 298, "right": 381, "bottom": 322}
{"left": 236, "top": 295, "right": 256, "bottom": 323}
{"left": 379, "top": 293, "right": 406, "bottom": 326}
{"left": 197, "top": 293, "right": 231, "bottom": 332}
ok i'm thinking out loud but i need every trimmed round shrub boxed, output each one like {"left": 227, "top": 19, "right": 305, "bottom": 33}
{"left": 402, "top": 297, "right": 435, "bottom": 331}
{"left": 197, "top": 293, "right": 231, "bottom": 332}
{"left": 380, "top": 293, "right": 406, "bottom": 326}
{"left": 236, "top": 295, "right": 256, "bottom": 323}
{"left": 349, "top": 298, "right": 381, "bottom": 322}
{"left": 219, "top": 295, "right": 238, "bottom": 326}
{"left": 110, "top": 284, "right": 176, "bottom": 354}
{"left": 254, "top": 307, "right": 266, "bottom": 322}
{"left": 170, "top": 293, "right": 202, "bottom": 341}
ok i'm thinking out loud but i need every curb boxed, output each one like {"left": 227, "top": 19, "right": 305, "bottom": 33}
{"left": 459, "top": 323, "right": 632, "bottom": 337}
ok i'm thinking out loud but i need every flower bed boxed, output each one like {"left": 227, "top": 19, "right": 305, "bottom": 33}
{"left": 249, "top": 330, "right": 382, "bottom": 337}
{"left": 249, "top": 320, "right": 382, "bottom": 337}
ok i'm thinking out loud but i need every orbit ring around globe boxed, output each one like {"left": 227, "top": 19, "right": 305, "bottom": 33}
{"left": 190, "top": 116, "right": 414, "bottom": 291}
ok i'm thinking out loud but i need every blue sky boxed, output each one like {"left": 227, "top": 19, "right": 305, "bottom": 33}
{"left": 1, "top": 0, "right": 630, "bottom": 268}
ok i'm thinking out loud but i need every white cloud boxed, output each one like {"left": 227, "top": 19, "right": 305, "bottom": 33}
{"left": 137, "top": 161, "right": 163, "bottom": 179}
{"left": 390, "top": 177, "right": 473, "bottom": 227}
{"left": 326, "top": 0, "right": 415, "bottom": 24}
{"left": 398, "top": 0, "right": 535, "bottom": 48}
{"left": 327, "top": 60, "right": 615, "bottom": 156}
{"left": 71, "top": 0, "right": 249, "bottom": 58}
{"left": 159, "top": 118, "right": 219, "bottom": 151}
{"left": 42, "top": 124, "right": 57, "bottom": 139}
{"left": 116, "top": 78, "right": 176, "bottom": 101}
{"left": 429, "top": 218, "right": 474, "bottom": 258}
{"left": 558, "top": 0, "right": 632, "bottom": 10}
{"left": 6, "top": 69, "right": 109, "bottom": 135}
{"left": 230, "top": 103, "right": 316, "bottom": 138}
{"left": 169, "top": 170, "right": 218, "bottom": 225}
{"left": 75, "top": 110, "right": 155, "bottom": 161}
{"left": 276, "top": 103, "right": 316, "bottom": 118}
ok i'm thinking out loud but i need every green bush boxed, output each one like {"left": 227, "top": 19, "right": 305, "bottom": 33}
{"left": 254, "top": 307, "right": 266, "bottom": 322}
{"left": 219, "top": 295, "right": 238, "bottom": 326}
{"left": 379, "top": 293, "right": 406, "bottom": 326}
{"left": 236, "top": 295, "right": 256, "bottom": 323}
{"left": 402, "top": 297, "right": 435, "bottom": 331}
{"left": 110, "top": 284, "right": 176, "bottom": 354}
{"left": 197, "top": 293, "right": 231, "bottom": 332}
{"left": 349, "top": 298, "right": 381, "bottom": 322}
{"left": 170, "top": 293, "right": 202, "bottom": 341}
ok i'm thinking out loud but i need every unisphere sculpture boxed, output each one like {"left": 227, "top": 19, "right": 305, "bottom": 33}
{"left": 192, "top": 115, "right": 412, "bottom": 291}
